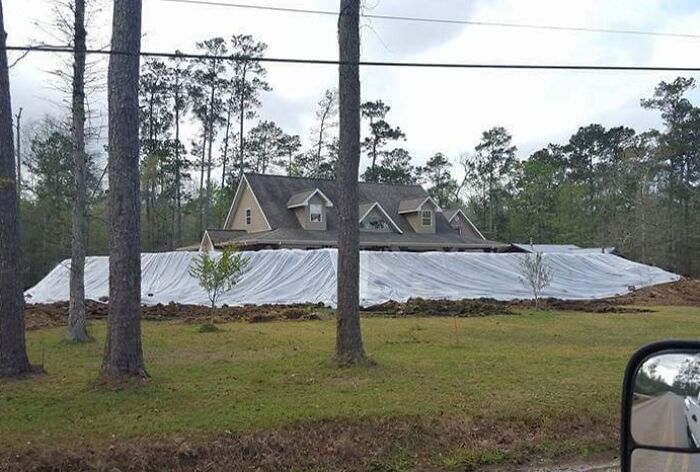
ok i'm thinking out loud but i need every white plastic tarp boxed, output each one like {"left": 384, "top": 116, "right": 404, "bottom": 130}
{"left": 25, "top": 249, "right": 680, "bottom": 307}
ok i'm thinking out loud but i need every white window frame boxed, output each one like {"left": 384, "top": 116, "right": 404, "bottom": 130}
{"left": 309, "top": 203, "right": 323, "bottom": 223}
{"left": 245, "top": 208, "right": 251, "bottom": 225}
{"left": 421, "top": 210, "right": 432, "bottom": 226}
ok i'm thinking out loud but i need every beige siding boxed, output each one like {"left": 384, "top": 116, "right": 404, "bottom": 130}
{"left": 226, "top": 184, "right": 269, "bottom": 233}
{"left": 405, "top": 200, "right": 436, "bottom": 233}
{"left": 199, "top": 232, "right": 213, "bottom": 251}
{"left": 293, "top": 194, "right": 327, "bottom": 230}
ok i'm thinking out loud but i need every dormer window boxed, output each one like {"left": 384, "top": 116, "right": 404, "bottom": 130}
{"left": 245, "top": 208, "right": 251, "bottom": 225}
{"left": 309, "top": 203, "right": 323, "bottom": 223}
{"left": 421, "top": 210, "right": 432, "bottom": 226}
{"left": 360, "top": 215, "right": 389, "bottom": 231}
{"left": 398, "top": 195, "right": 442, "bottom": 234}
{"left": 359, "top": 202, "right": 403, "bottom": 233}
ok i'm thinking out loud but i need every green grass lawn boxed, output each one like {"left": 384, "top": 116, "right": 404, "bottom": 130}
{"left": 2, "top": 307, "right": 700, "bottom": 469}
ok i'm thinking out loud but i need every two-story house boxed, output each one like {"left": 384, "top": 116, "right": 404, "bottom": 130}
{"left": 199, "top": 173, "right": 507, "bottom": 252}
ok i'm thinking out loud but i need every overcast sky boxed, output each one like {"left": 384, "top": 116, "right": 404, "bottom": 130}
{"left": 6, "top": 0, "right": 700, "bottom": 177}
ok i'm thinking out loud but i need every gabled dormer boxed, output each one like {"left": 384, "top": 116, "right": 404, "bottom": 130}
{"left": 398, "top": 196, "right": 442, "bottom": 234}
{"left": 359, "top": 202, "right": 403, "bottom": 233}
{"left": 444, "top": 208, "right": 485, "bottom": 240}
{"left": 287, "top": 188, "right": 334, "bottom": 231}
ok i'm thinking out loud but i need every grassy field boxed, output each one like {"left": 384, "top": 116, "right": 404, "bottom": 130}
{"left": 2, "top": 306, "right": 700, "bottom": 470}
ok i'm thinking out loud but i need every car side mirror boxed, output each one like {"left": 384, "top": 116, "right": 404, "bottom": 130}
{"left": 621, "top": 340, "right": 700, "bottom": 471}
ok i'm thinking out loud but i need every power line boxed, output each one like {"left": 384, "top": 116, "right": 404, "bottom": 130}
{"left": 154, "top": 0, "right": 700, "bottom": 40}
{"left": 7, "top": 45, "right": 700, "bottom": 72}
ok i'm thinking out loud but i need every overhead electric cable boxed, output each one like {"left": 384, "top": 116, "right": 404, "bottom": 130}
{"left": 6, "top": 45, "right": 700, "bottom": 71}
{"left": 155, "top": 0, "right": 700, "bottom": 40}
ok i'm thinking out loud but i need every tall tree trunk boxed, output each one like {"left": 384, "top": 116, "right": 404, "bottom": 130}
{"left": 488, "top": 168, "right": 494, "bottom": 236}
{"left": 68, "top": 0, "right": 89, "bottom": 342}
{"left": 174, "top": 87, "right": 182, "bottom": 247}
{"left": 370, "top": 132, "right": 378, "bottom": 179}
{"left": 13, "top": 107, "right": 20, "bottom": 194}
{"left": 205, "top": 74, "right": 216, "bottom": 229}
{"left": 335, "top": 0, "right": 368, "bottom": 366}
{"left": 102, "top": 0, "right": 147, "bottom": 378}
{"left": 198, "top": 121, "right": 206, "bottom": 234}
{"left": 238, "top": 66, "right": 247, "bottom": 178}
{"left": 221, "top": 95, "right": 233, "bottom": 189}
{"left": 0, "top": 1, "right": 31, "bottom": 377}
{"left": 315, "top": 118, "right": 325, "bottom": 177}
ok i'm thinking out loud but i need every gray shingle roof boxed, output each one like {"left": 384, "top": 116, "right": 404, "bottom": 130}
{"left": 246, "top": 173, "right": 445, "bottom": 234}
{"left": 211, "top": 227, "right": 507, "bottom": 250}
{"left": 443, "top": 208, "right": 459, "bottom": 222}
{"left": 286, "top": 189, "right": 317, "bottom": 208}
{"left": 206, "top": 229, "right": 247, "bottom": 244}
{"left": 398, "top": 197, "right": 430, "bottom": 213}
{"left": 358, "top": 202, "right": 375, "bottom": 219}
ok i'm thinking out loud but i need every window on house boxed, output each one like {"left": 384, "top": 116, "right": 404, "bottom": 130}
{"left": 360, "top": 215, "right": 390, "bottom": 231}
{"left": 421, "top": 210, "right": 432, "bottom": 226}
{"left": 309, "top": 203, "right": 323, "bottom": 223}
{"left": 245, "top": 208, "right": 251, "bottom": 225}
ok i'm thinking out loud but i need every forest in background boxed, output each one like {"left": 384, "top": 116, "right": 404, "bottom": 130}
{"left": 13, "top": 34, "right": 700, "bottom": 286}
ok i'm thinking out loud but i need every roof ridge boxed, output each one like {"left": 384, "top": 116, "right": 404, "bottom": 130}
{"left": 245, "top": 172, "right": 425, "bottom": 189}
{"left": 245, "top": 172, "right": 336, "bottom": 182}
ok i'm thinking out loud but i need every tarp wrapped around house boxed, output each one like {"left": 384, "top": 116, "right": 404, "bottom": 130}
{"left": 25, "top": 249, "right": 680, "bottom": 307}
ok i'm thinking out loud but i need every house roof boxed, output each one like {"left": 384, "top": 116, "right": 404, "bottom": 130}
{"left": 245, "top": 173, "right": 456, "bottom": 234}
{"left": 397, "top": 195, "right": 443, "bottom": 214}
{"left": 206, "top": 229, "right": 247, "bottom": 245}
{"left": 443, "top": 208, "right": 486, "bottom": 240}
{"left": 287, "top": 188, "right": 334, "bottom": 208}
{"left": 359, "top": 201, "right": 403, "bottom": 234}
{"left": 512, "top": 243, "right": 616, "bottom": 254}
{"left": 246, "top": 173, "right": 433, "bottom": 234}
{"left": 208, "top": 227, "right": 507, "bottom": 250}
{"left": 443, "top": 208, "right": 460, "bottom": 222}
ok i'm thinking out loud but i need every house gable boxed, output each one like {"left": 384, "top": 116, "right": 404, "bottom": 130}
{"left": 293, "top": 193, "right": 329, "bottom": 231}
{"left": 447, "top": 209, "right": 485, "bottom": 240}
{"left": 359, "top": 202, "right": 403, "bottom": 233}
{"left": 223, "top": 176, "right": 272, "bottom": 233}
{"left": 200, "top": 231, "right": 215, "bottom": 252}
{"left": 287, "top": 188, "right": 334, "bottom": 209}
{"left": 400, "top": 197, "right": 440, "bottom": 234}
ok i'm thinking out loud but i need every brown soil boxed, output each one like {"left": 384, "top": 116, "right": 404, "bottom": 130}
{"left": 24, "top": 301, "right": 325, "bottom": 331}
{"left": 610, "top": 277, "right": 700, "bottom": 307}
{"left": 363, "top": 297, "right": 515, "bottom": 317}
{"left": 0, "top": 414, "right": 614, "bottom": 472}
{"left": 508, "top": 299, "right": 654, "bottom": 314}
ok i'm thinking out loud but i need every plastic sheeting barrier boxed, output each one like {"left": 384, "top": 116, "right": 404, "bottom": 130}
{"left": 25, "top": 249, "right": 680, "bottom": 307}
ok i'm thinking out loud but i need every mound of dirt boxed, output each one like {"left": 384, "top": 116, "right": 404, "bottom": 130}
{"left": 24, "top": 301, "right": 326, "bottom": 331}
{"left": 363, "top": 297, "right": 514, "bottom": 317}
{"left": 611, "top": 277, "right": 700, "bottom": 306}
{"left": 508, "top": 299, "right": 653, "bottom": 313}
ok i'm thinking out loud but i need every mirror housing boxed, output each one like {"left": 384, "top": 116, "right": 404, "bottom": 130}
{"left": 621, "top": 340, "right": 700, "bottom": 471}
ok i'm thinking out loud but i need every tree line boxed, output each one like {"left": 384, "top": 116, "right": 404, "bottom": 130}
{"left": 455, "top": 77, "right": 700, "bottom": 277}
{"left": 18, "top": 73, "right": 700, "bottom": 288}
{"left": 2, "top": 0, "right": 369, "bottom": 378}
